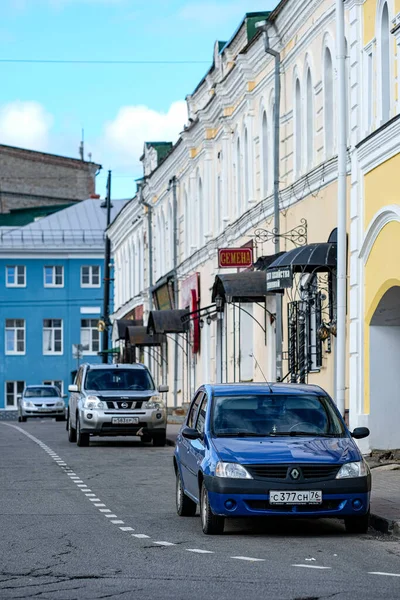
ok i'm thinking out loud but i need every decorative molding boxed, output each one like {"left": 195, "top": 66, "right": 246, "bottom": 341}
{"left": 360, "top": 205, "right": 400, "bottom": 263}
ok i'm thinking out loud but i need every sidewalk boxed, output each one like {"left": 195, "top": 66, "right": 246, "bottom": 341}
{"left": 166, "top": 425, "right": 400, "bottom": 535}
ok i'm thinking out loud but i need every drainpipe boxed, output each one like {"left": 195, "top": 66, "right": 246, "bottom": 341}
{"left": 256, "top": 20, "right": 283, "bottom": 381}
{"left": 335, "top": 0, "right": 347, "bottom": 417}
{"left": 170, "top": 176, "right": 179, "bottom": 409}
{"left": 139, "top": 181, "right": 153, "bottom": 312}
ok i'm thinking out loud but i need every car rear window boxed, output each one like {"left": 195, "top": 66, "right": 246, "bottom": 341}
{"left": 85, "top": 368, "right": 155, "bottom": 391}
{"left": 212, "top": 394, "right": 345, "bottom": 437}
{"left": 25, "top": 387, "right": 59, "bottom": 398}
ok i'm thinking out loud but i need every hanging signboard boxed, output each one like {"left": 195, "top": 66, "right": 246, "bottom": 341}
{"left": 266, "top": 266, "right": 293, "bottom": 292}
{"left": 218, "top": 248, "right": 253, "bottom": 269}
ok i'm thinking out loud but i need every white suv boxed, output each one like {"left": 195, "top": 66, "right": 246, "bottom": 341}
{"left": 67, "top": 363, "right": 168, "bottom": 447}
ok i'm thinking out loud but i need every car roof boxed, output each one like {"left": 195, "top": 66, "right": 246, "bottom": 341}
{"left": 25, "top": 384, "right": 57, "bottom": 388}
{"left": 85, "top": 363, "right": 148, "bottom": 371}
{"left": 203, "top": 383, "right": 327, "bottom": 396}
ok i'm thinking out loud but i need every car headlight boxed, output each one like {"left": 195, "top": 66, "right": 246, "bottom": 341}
{"left": 144, "top": 397, "right": 164, "bottom": 410}
{"left": 83, "top": 395, "right": 106, "bottom": 410}
{"left": 56, "top": 401, "right": 65, "bottom": 408}
{"left": 336, "top": 460, "right": 370, "bottom": 479}
{"left": 23, "top": 401, "right": 34, "bottom": 408}
{"left": 215, "top": 462, "right": 253, "bottom": 479}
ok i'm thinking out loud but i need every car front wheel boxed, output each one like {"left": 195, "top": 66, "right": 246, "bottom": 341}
{"left": 67, "top": 412, "right": 77, "bottom": 443}
{"left": 152, "top": 432, "right": 166, "bottom": 447}
{"left": 176, "top": 472, "right": 196, "bottom": 517}
{"left": 200, "top": 482, "right": 225, "bottom": 535}
{"left": 76, "top": 417, "right": 90, "bottom": 447}
{"left": 344, "top": 511, "right": 370, "bottom": 534}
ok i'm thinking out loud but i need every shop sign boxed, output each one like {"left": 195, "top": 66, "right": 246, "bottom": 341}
{"left": 181, "top": 273, "right": 200, "bottom": 355}
{"left": 153, "top": 282, "right": 174, "bottom": 311}
{"left": 218, "top": 248, "right": 253, "bottom": 268}
{"left": 266, "top": 267, "right": 293, "bottom": 292}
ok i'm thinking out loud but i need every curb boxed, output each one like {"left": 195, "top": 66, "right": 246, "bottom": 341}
{"left": 370, "top": 513, "right": 400, "bottom": 536}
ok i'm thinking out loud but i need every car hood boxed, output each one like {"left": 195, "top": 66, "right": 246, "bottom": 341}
{"left": 86, "top": 390, "right": 158, "bottom": 399}
{"left": 211, "top": 436, "right": 361, "bottom": 465}
{"left": 26, "top": 397, "right": 61, "bottom": 404}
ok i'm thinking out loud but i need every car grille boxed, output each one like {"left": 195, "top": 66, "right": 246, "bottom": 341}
{"left": 99, "top": 397, "right": 150, "bottom": 410}
{"left": 34, "top": 403, "right": 55, "bottom": 407}
{"left": 245, "top": 499, "right": 342, "bottom": 512}
{"left": 245, "top": 464, "right": 340, "bottom": 481}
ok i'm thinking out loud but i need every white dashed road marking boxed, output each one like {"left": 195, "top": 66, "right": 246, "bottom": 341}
{"left": 232, "top": 556, "right": 266, "bottom": 562}
{"left": 120, "top": 527, "right": 135, "bottom": 532}
{"left": 154, "top": 541, "right": 176, "bottom": 546}
{"left": 292, "top": 565, "right": 332, "bottom": 570}
{"left": 368, "top": 572, "right": 400, "bottom": 577}
{"left": 186, "top": 549, "right": 214, "bottom": 554}
{"left": 132, "top": 534, "right": 150, "bottom": 539}
{"left": 111, "top": 520, "right": 125, "bottom": 524}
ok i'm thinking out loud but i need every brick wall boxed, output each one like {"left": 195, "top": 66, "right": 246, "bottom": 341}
{"left": 0, "top": 145, "right": 101, "bottom": 213}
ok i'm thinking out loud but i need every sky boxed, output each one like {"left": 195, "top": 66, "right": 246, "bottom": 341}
{"left": 0, "top": 0, "right": 277, "bottom": 198}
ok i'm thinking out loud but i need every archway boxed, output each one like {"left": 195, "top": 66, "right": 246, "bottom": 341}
{"left": 369, "top": 285, "right": 400, "bottom": 449}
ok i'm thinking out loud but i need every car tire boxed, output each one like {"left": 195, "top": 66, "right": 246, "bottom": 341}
{"left": 152, "top": 432, "right": 167, "bottom": 447}
{"left": 20, "top": 416, "right": 27, "bottom": 423}
{"left": 344, "top": 511, "right": 370, "bottom": 534}
{"left": 56, "top": 416, "right": 66, "bottom": 422}
{"left": 140, "top": 435, "right": 152, "bottom": 444}
{"left": 68, "top": 413, "right": 77, "bottom": 443}
{"left": 76, "top": 418, "right": 90, "bottom": 447}
{"left": 176, "top": 472, "right": 197, "bottom": 517}
{"left": 200, "top": 482, "right": 225, "bottom": 535}
{"left": 18, "top": 415, "right": 22, "bottom": 422}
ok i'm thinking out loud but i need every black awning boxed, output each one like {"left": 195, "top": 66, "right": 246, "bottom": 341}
{"left": 125, "top": 326, "right": 165, "bottom": 347}
{"left": 267, "top": 243, "right": 337, "bottom": 274}
{"left": 254, "top": 251, "right": 286, "bottom": 271}
{"left": 211, "top": 271, "right": 270, "bottom": 304}
{"left": 115, "top": 319, "right": 143, "bottom": 340}
{"left": 146, "top": 310, "right": 190, "bottom": 334}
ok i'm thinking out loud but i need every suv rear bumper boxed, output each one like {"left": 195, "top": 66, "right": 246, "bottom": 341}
{"left": 78, "top": 408, "right": 166, "bottom": 437}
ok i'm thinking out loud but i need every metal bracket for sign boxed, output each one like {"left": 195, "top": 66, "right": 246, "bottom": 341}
{"left": 253, "top": 218, "right": 308, "bottom": 248}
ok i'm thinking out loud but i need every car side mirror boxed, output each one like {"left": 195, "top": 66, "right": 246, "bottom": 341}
{"left": 68, "top": 384, "right": 79, "bottom": 393}
{"left": 158, "top": 385, "right": 169, "bottom": 393}
{"left": 181, "top": 426, "right": 202, "bottom": 441}
{"left": 351, "top": 427, "right": 370, "bottom": 439}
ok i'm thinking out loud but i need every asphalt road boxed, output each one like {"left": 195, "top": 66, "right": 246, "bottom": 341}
{"left": 1, "top": 421, "right": 400, "bottom": 600}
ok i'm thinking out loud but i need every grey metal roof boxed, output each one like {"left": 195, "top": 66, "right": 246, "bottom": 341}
{"left": 212, "top": 272, "right": 271, "bottom": 304}
{"left": 0, "top": 198, "right": 128, "bottom": 252}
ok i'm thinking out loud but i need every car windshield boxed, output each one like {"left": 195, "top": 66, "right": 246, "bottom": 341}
{"left": 212, "top": 394, "right": 346, "bottom": 437}
{"left": 25, "top": 387, "right": 59, "bottom": 398}
{"left": 85, "top": 368, "right": 155, "bottom": 391}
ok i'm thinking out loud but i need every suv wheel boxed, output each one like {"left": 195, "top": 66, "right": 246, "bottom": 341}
{"left": 76, "top": 417, "right": 89, "bottom": 447}
{"left": 200, "top": 483, "right": 224, "bottom": 535}
{"left": 344, "top": 511, "right": 370, "bottom": 534}
{"left": 67, "top": 412, "right": 77, "bottom": 443}
{"left": 153, "top": 432, "right": 166, "bottom": 447}
{"left": 176, "top": 472, "right": 196, "bottom": 516}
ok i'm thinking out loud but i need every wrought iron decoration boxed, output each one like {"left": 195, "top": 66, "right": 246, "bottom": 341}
{"left": 254, "top": 218, "right": 308, "bottom": 248}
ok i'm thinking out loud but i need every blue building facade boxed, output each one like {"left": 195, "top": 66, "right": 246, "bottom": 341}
{"left": 0, "top": 199, "right": 125, "bottom": 417}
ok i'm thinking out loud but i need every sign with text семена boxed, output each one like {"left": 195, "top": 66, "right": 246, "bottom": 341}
{"left": 218, "top": 248, "right": 253, "bottom": 269}
{"left": 266, "top": 266, "right": 293, "bottom": 292}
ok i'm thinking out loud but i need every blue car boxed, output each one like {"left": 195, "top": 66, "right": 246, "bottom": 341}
{"left": 174, "top": 383, "right": 371, "bottom": 535}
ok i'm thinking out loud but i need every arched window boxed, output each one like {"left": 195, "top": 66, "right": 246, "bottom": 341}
{"left": 294, "top": 78, "right": 302, "bottom": 176}
{"left": 132, "top": 241, "right": 137, "bottom": 297}
{"left": 216, "top": 175, "right": 221, "bottom": 234}
{"left": 160, "top": 210, "right": 166, "bottom": 274}
{"left": 198, "top": 177, "right": 204, "bottom": 247}
{"left": 236, "top": 137, "right": 242, "bottom": 216}
{"left": 306, "top": 68, "right": 314, "bottom": 169}
{"left": 324, "top": 47, "right": 334, "bottom": 157}
{"left": 137, "top": 235, "right": 143, "bottom": 291}
{"left": 168, "top": 202, "right": 174, "bottom": 270}
{"left": 183, "top": 189, "right": 189, "bottom": 258}
{"left": 261, "top": 111, "right": 268, "bottom": 197}
{"left": 244, "top": 127, "right": 249, "bottom": 208}
{"left": 156, "top": 214, "right": 161, "bottom": 279}
{"left": 380, "top": 2, "right": 390, "bottom": 122}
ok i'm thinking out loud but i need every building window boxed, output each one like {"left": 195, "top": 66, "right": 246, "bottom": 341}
{"left": 324, "top": 48, "right": 334, "bottom": 157}
{"left": 43, "top": 319, "right": 63, "bottom": 354}
{"left": 80, "top": 319, "right": 100, "bottom": 354}
{"left": 6, "top": 265, "right": 26, "bottom": 287}
{"left": 295, "top": 78, "right": 302, "bottom": 176}
{"left": 244, "top": 127, "right": 250, "bottom": 209}
{"left": 198, "top": 177, "right": 204, "bottom": 246}
{"left": 236, "top": 138, "right": 242, "bottom": 216}
{"left": 43, "top": 380, "right": 63, "bottom": 395}
{"left": 81, "top": 265, "right": 100, "bottom": 288}
{"left": 380, "top": 1, "right": 390, "bottom": 123}
{"left": 44, "top": 266, "right": 64, "bottom": 287}
{"left": 262, "top": 111, "right": 269, "bottom": 197}
{"left": 5, "top": 381, "right": 24, "bottom": 408}
{"left": 367, "top": 51, "right": 373, "bottom": 130}
{"left": 5, "top": 319, "right": 25, "bottom": 355}
{"left": 306, "top": 68, "right": 314, "bottom": 170}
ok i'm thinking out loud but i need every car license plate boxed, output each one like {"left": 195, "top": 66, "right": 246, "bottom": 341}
{"left": 39, "top": 408, "right": 52, "bottom": 412}
{"left": 269, "top": 490, "right": 322, "bottom": 505}
{"left": 111, "top": 417, "right": 139, "bottom": 425}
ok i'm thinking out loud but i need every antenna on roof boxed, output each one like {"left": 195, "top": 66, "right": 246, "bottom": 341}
{"left": 250, "top": 353, "right": 274, "bottom": 393}
{"left": 79, "top": 128, "right": 84, "bottom": 161}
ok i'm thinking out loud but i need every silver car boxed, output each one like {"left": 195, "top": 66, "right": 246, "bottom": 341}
{"left": 18, "top": 385, "right": 66, "bottom": 422}
{"left": 67, "top": 363, "right": 168, "bottom": 447}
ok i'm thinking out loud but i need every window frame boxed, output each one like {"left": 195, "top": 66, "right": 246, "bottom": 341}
{"left": 44, "top": 265, "right": 64, "bottom": 288}
{"left": 81, "top": 265, "right": 101, "bottom": 288}
{"left": 5, "top": 380, "right": 25, "bottom": 409}
{"left": 43, "top": 319, "right": 63, "bottom": 355}
{"left": 5, "top": 319, "right": 26, "bottom": 355}
{"left": 80, "top": 318, "right": 101, "bottom": 355}
{"left": 6, "top": 265, "right": 26, "bottom": 288}
{"left": 195, "top": 393, "right": 209, "bottom": 435}
{"left": 43, "top": 380, "right": 63, "bottom": 396}
{"left": 186, "top": 391, "right": 204, "bottom": 429}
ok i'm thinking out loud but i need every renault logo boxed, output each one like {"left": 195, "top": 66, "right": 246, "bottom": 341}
{"left": 290, "top": 468, "right": 300, "bottom": 480}
{"left": 121, "top": 402, "right": 129, "bottom": 409}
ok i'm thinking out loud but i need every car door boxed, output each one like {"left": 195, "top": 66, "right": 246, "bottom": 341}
{"left": 182, "top": 391, "right": 208, "bottom": 500}
{"left": 69, "top": 367, "right": 83, "bottom": 427}
{"left": 179, "top": 391, "right": 203, "bottom": 499}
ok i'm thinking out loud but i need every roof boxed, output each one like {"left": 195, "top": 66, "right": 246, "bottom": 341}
{"left": 125, "top": 326, "right": 166, "bottom": 347}
{"left": 212, "top": 271, "right": 271, "bottom": 304}
{"left": 0, "top": 204, "right": 74, "bottom": 227}
{"left": 267, "top": 243, "right": 337, "bottom": 274}
{"left": 204, "top": 383, "right": 327, "bottom": 396}
{"left": 147, "top": 310, "right": 190, "bottom": 334}
{"left": 0, "top": 143, "right": 101, "bottom": 169}
{"left": 115, "top": 319, "right": 143, "bottom": 341}
{"left": 0, "top": 198, "right": 128, "bottom": 252}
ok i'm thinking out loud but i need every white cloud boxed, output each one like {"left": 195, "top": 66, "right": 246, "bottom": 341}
{"left": 178, "top": 1, "right": 275, "bottom": 26}
{"left": 0, "top": 101, "right": 53, "bottom": 151}
{"left": 100, "top": 100, "right": 188, "bottom": 171}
